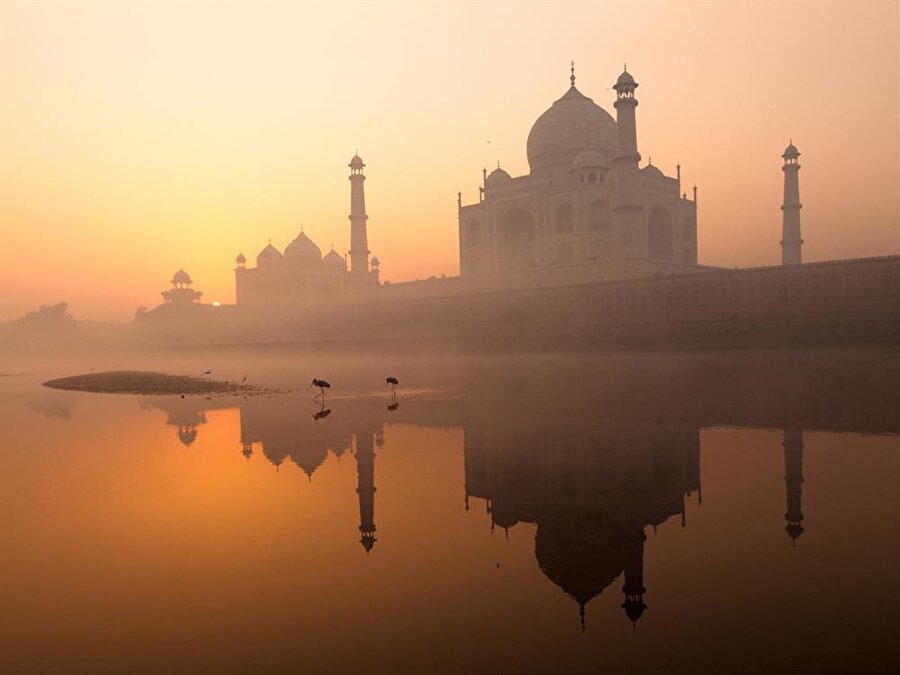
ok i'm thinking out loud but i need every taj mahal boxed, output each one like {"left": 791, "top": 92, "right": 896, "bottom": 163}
{"left": 224, "top": 65, "right": 705, "bottom": 312}
{"left": 141, "top": 65, "right": 898, "bottom": 348}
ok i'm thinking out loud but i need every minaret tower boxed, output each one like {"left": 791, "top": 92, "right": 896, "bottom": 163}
{"left": 612, "top": 67, "right": 644, "bottom": 255}
{"left": 348, "top": 153, "right": 370, "bottom": 285}
{"left": 781, "top": 141, "right": 803, "bottom": 265}
{"left": 355, "top": 429, "right": 377, "bottom": 553}
{"left": 783, "top": 428, "right": 805, "bottom": 543}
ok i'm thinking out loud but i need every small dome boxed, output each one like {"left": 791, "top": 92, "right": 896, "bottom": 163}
{"left": 571, "top": 149, "right": 608, "bottom": 170}
{"left": 256, "top": 243, "right": 283, "bottom": 267}
{"left": 642, "top": 162, "right": 664, "bottom": 177}
{"left": 614, "top": 69, "right": 637, "bottom": 90}
{"left": 782, "top": 142, "right": 800, "bottom": 158}
{"left": 322, "top": 249, "right": 346, "bottom": 270}
{"left": 284, "top": 230, "right": 322, "bottom": 265}
{"left": 349, "top": 154, "right": 365, "bottom": 169}
{"left": 172, "top": 269, "right": 192, "bottom": 285}
{"left": 485, "top": 166, "right": 512, "bottom": 187}
{"left": 370, "top": 256, "right": 381, "bottom": 267}
{"left": 235, "top": 253, "right": 246, "bottom": 264}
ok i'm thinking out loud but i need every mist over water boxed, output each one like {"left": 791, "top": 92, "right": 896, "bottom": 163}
{"left": 1, "top": 349, "right": 898, "bottom": 674}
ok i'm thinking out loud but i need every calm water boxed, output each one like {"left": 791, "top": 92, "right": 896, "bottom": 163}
{"left": 1, "top": 351, "right": 899, "bottom": 674}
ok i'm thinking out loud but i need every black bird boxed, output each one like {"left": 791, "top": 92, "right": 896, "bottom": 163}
{"left": 386, "top": 376, "right": 399, "bottom": 394}
{"left": 310, "top": 378, "right": 331, "bottom": 399}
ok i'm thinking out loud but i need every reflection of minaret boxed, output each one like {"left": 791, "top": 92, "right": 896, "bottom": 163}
{"left": 621, "top": 529, "right": 648, "bottom": 626}
{"left": 783, "top": 428, "right": 805, "bottom": 543}
{"left": 355, "top": 430, "right": 377, "bottom": 552}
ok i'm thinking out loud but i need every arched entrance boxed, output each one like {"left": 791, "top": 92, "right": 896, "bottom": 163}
{"left": 648, "top": 205, "right": 674, "bottom": 260}
{"left": 498, "top": 208, "right": 536, "bottom": 272}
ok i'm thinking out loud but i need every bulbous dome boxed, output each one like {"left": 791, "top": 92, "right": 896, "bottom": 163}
{"left": 256, "top": 243, "right": 283, "bottom": 267}
{"left": 235, "top": 253, "right": 246, "bottom": 265}
{"left": 642, "top": 162, "right": 664, "bottom": 178}
{"left": 322, "top": 248, "right": 346, "bottom": 270}
{"left": 172, "top": 269, "right": 192, "bottom": 285}
{"left": 485, "top": 166, "right": 512, "bottom": 187}
{"left": 783, "top": 142, "right": 800, "bottom": 158}
{"left": 615, "top": 69, "right": 636, "bottom": 88}
{"left": 526, "top": 86, "right": 617, "bottom": 174}
{"left": 349, "top": 154, "right": 365, "bottom": 169}
{"left": 284, "top": 230, "right": 322, "bottom": 265}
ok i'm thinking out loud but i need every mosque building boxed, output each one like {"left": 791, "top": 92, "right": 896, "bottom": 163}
{"left": 233, "top": 154, "right": 380, "bottom": 310}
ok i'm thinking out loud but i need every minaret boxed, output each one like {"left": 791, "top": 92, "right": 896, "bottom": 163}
{"left": 783, "top": 428, "right": 805, "bottom": 543}
{"left": 348, "top": 153, "right": 370, "bottom": 284}
{"left": 612, "top": 67, "right": 644, "bottom": 254}
{"left": 355, "top": 430, "right": 377, "bottom": 552}
{"left": 781, "top": 141, "right": 803, "bottom": 265}
{"left": 620, "top": 528, "right": 648, "bottom": 626}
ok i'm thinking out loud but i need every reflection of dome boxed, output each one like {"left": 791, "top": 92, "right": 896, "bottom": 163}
{"left": 526, "top": 86, "right": 617, "bottom": 173}
{"left": 322, "top": 248, "right": 346, "bottom": 270}
{"left": 290, "top": 445, "right": 329, "bottom": 478}
{"left": 485, "top": 166, "right": 512, "bottom": 187}
{"left": 491, "top": 501, "right": 519, "bottom": 529}
{"left": 535, "top": 524, "right": 622, "bottom": 617}
{"left": 178, "top": 426, "right": 198, "bottom": 447}
{"left": 172, "top": 269, "right": 192, "bottom": 286}
{"left": 256, "top": 243, "right": 283, "bottom": 267}
{"left": 284, "top": 231, "right": 322, "bottom": 265}
{"left": 572, "top": 149, "right": 608, "bottom": 170}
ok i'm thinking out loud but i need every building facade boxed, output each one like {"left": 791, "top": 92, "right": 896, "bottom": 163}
{"left": 458, "top": 66, "right": 698, "bottom": 278}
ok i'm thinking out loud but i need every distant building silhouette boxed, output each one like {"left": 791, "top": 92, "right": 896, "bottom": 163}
{"left": 234, "top": 155, "right": 379, "bottom": 310}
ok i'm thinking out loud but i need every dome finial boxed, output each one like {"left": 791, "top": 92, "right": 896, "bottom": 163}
{"left": 570, "top": 60, "right": 575, "bottom": 88}
{"left": 624, "top": 62, "right": 627, "bottom": 73}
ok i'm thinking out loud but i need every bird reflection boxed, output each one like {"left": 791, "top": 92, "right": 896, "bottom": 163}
{"left": 386, "top": 401, "right": 399, "bottom": 411}
{"left": 312, "top": 403, "right": 332, "bottom": 420}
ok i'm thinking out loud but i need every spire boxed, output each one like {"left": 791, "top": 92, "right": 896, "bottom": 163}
{"left": 570, "top": 60, "right": 576, "bottom": 88}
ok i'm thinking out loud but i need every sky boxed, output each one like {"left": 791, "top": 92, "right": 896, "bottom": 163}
{"left": 1, "top": 0, "right": 898, "bottom": 321}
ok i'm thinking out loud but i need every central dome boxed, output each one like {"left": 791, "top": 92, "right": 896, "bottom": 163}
{"left": 284, "top": 230, "right": 322, "bottom": 265}
{"left": 526, "top": 86, "right": 617, "bottom": 174}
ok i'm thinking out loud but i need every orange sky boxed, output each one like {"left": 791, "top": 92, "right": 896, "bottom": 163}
{"left": 1, "top": 1, "right": 898, "bottom": 321}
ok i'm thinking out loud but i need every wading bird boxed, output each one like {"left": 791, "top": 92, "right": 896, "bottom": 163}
{"left": 386, "top": 376, "right": 399, "bottom": 394}
{"left": 310, "top": 378, "right": 331, "bottom": 399}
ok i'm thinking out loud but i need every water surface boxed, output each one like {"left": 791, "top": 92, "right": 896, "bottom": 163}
{"left": 1, "top": 351, "right": 898, "bottom": 674}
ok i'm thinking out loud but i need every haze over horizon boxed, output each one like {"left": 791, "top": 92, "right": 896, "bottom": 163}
{"left": 2, "top": 1, "right": 898, "bottom": 321}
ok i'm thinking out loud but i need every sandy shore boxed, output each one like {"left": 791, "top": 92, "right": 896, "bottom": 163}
{"left": 43, "top": 370, "right": 278, "bottom": 396}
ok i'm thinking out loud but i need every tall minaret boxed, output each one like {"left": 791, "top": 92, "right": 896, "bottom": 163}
{"left": 783, "top": 428, "right": 805, "bottom": 543}
{"left": 348, "top": 153, "right": 370, "bottom": 284}
{"left": 781, "top": 141, "right": 803, "bottom": 265}
{"left": 612, "top": 67, "right": 643, "bottom": 254}
{"left": 355, "top": 429, "right": 377, "bottom": 553}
